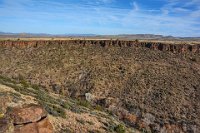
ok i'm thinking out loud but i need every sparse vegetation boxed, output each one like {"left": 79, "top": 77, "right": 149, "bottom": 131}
{"left": 20, "top": 79, "right": 29, "bottom": 88}
{"left": 86, "top": 121, "right": 94, "bottom": 125}
{"left": 0, "top": 72, "right": 138, "bottom": 133}
{"left": 0, "top": 75, "right": 67, "bottom": 118}
{"left": 31, "top": 84, "right": 40, "bottom": 90}
{"left": 76, "top": 118, "right": 85, "bottom": 124}
{"left": 114, "top": 124, "right": 126, "bottom": 133}
{"left": 0, "top": 113, "right": 4, "bottom": 118}
{"left": 93, "top": 105, "right": 104, "bottom": 112}
{"left": 0, "top": 40, "right": 199, "bottom": 132}
{"left": 88, "top": 130, "right": 101, "bottom": 133}
{"left": 59, "top": 128, "right": 73, "bottom": 133}
{"left": 135, "top": 39, "right": 139, "bottom": 43}
{"left": 77, "top": 99, "right": 91, "bottom": 108}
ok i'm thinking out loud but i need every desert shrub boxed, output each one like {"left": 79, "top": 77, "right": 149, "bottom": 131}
{"left": 59, "top": 128, "right": 73, "bottom": 133}
{"left": 60, "top": 101, "right": 71, "bottom": 110}
{"left": 108, "top": 110, "right": 114, "bottom": 116}
{"left": 20, "top": 80, "right": 29, "bottom": 88}
{"left": 9, "top": 92, "right": 22, "bottom": 103}
{"left": 32, "top": 84, "right": 40, "bottom": 90}
{"left": 0, "top": 76, "right": 30, "bottom": 95}
{"left": 94, "top": 105, "right": 104, "bottom": 111}
{"left": 18, "top": 74, "right": 24, "bottom": 81}
{"left": 70, "top": 106, "right": 82, "bottom": 114}
{"left": 0, "top": 81, "right": 24, "bottom": 94}
{"left": 77, "top": 100, "right": 91, "bottom": 108}
{"left": 88, "top": 130, "right": 101, "bottom": 133}
{"left": 0, "top": 113, "right": 4, "bottom": 118}
{"left": 10, "top": 92, "right": 21, "bottom": 98}
{"left": 51, "top": 105, "right": 66, "bottom": 118}
{"left": 16, "top": 75, "right": 30, "bottom": 88}
{"left": 39, "top": 101, "right": 66, "bottom": 118}
{"left": 104, "top": 121, "right": 118, "bottom": 132}
{"left": 76, "top": 118, "right": 85, "bottom": 124}
{"left": 0, "top": 75, "right": 15, "bottom": 83}
{"left": 35, "top": 89, "right": 59, "bottom": 104}
{"left": 86, "top": 121, "right": 94, "bottom": 125}
{"left": 114, "top": 124, "right": 126, "bottom": 133}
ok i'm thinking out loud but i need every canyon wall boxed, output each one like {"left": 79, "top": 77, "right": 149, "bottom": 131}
{"left": 0, "top": 40, "right": 199, "bottom": 53}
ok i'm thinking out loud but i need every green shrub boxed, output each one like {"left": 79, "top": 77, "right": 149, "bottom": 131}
{"left": 39, "top": 101, "right": 66, "bottom": 118}
{"left": 114, "top": 124, "right": 126, "bottom": 133}
{"left": 59, "top": 128, "right": 73, "bottom": 133}
{"left": 86, "top": 121, "right": 94, "bottom": 125}
{"left": 0, "top": 75, "right": 15, "bottom": 83}
{"left": 94, "top": 105, "right": 103, "bottom": 111}
{"left": 77, "top": 100, "right": 91, "bottom": 108}
{"left": 60, "top": 101, "right": 71, "bottom": 109}
{"left": 135, "top": 39, "right": 139, "bottom": 43}
{"left": 32, "top": 84, "right": 40, "bottom": 90}
{"left": 20, "top": 80, "right": 29, "bottom": 88}
{"left": 88, "top": 130, "right": 101, "bottom": 133}
{"left": 76, "top": 118, "right": 85, "bottom": 124}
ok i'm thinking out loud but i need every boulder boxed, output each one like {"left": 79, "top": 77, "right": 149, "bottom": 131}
{"left": 37, "top": 117, "right": 53, "bottom": 133}
{"left": 14, "top": 117, "right": 53, "bottom": 133}
{"left": 1, "top": 104, "right": 53, "bottom": 133}
{"left": 10, "top": 104, "right": 47, "bottom": 125}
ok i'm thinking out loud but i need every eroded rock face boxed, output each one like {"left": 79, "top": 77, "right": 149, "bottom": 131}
{"left": 10, "top": 104, "right": 47, "bottom": 125}
{"left": 0, "top": 104, "right": 53, "bottom": 133}
{"left": 14, "top": 117, "right": 53, "bottom": 133}
{"left": 0, "top": 40, "right": 199, "bottom": 54}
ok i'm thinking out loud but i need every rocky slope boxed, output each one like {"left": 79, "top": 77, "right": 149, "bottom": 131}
{"left": 0, "top": 77, "right": 137, "bottom": 133}
{"left": 0, "top": 40, "right": 200, "bottom": 132}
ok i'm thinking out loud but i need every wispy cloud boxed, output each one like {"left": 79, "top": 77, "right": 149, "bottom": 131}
{"left": 131, "top": 1, "right": 139, "bottom": 11}
{"left": 98, "top": 0, "right": 115, "bottom": 3}
{"left": 0, "top": 0, "right": 199, "bottom": 36}
{"left": 123, "top": 0, "right": 200, "bottom": 36}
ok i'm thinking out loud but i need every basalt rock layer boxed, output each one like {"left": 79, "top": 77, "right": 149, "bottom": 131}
{"left": 0, "top": 40, "right": 199, "bottom": 53}
{"left": 0, "top": 40, "right": 200, "bottom": 132}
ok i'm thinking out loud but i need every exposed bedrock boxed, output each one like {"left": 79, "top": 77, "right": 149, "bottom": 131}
{"left": 0, "top": 104, "right": 53, "bottom": 133}
{"left": 0, "top": 40, "right": 199, "bottom": 53}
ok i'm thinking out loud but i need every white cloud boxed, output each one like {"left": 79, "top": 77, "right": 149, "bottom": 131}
{"left": 132, "top": 1, "right": 139, "bottom": 11}
{"left": 0, "top": 0, "right": 199, "bottom": 36}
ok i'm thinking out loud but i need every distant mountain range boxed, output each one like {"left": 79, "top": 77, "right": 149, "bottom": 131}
{"left": 0, "top": 32, "right": 200, "bottom": 41}
{"left": 0, "top": 32, "right": 96, "bottom": 37}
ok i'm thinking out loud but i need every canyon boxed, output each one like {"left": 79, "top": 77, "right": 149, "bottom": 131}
{"left": 0, "top": 39, "right": 200, "bottom": 133}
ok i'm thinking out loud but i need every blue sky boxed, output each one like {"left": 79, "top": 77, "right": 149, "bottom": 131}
{"left": 0, "top": 0, "right": 200, "bottom": 37}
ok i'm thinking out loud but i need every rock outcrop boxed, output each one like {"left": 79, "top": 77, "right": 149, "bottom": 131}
{"left": 10, "top": 104, "right": 47, "bottom": 125}
{"left": 0, "top": 40, "right": 199, "bottom": 54}
{"left": 0, "top": 104, "right": 53, "bottom": 133}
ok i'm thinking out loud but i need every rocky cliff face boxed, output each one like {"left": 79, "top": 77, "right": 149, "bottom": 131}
{"left": 0, "top": 40, "right": 199, "bottom": 53}
{"left": 0, "top": 40, "right": 199, "bottom": 132}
